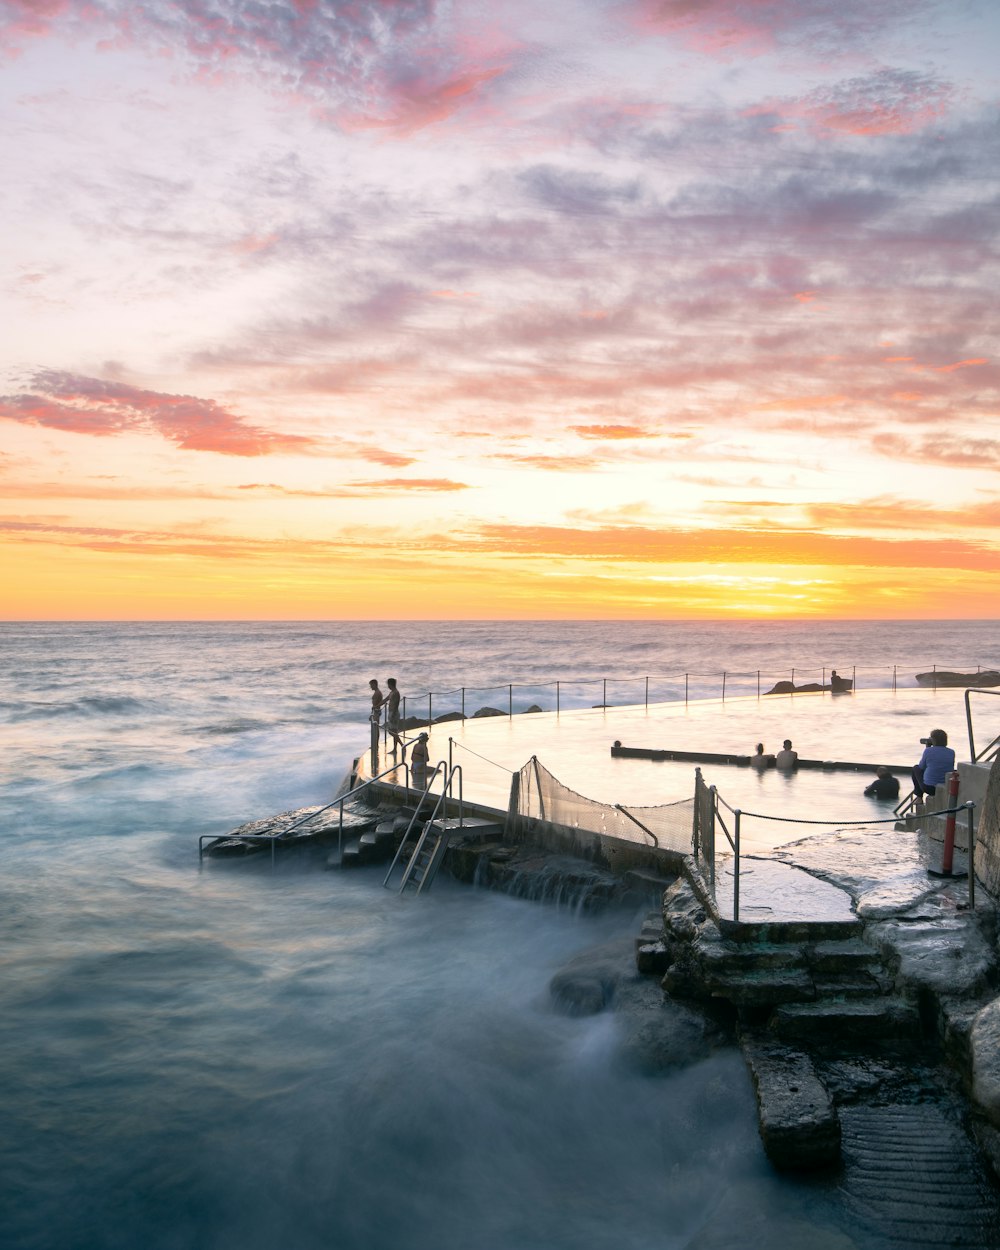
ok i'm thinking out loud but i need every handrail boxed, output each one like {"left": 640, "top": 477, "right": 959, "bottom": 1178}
{"left": 399, "top": 764, "right": 464, "bottom": 895}
{"left": 199, "top": 761, "right": 408, "bottom": 863}
{"left": 382, "top": 761, "right": 447, "bottom": 886}
{"left": 965, "top": 687, "right": 1000, "bottom": 764}
{"left": 382, "top": 760, "right": 465, "bottom": 890}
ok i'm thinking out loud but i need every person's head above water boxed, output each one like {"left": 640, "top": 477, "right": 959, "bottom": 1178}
{"left": 755, "top": 743, "right": 764, "bottom": 754}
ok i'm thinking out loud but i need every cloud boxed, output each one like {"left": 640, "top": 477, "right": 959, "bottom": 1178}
{"left": 623, "top": 0, "right": 927, "bottom": 59}
{"left": 872, "top": 433, "right": 1000, "bottom": 470}
{"left": 346, "top": 477, "right": 470, "bottom": 492}
{"left": 806, "top": 496, "right": 1000, "bottom": 531}
{"left": 570, "top": 423, "right": 650, "bottom": 440}
{"left": 752, "top": 68, "right": 956, "bottom": 137}
{"left": 492, "top": 453, "right": 605, "bottom": 472}
{"left": 462, "top": 521, "right": 1000, "bottom": 573}
{"left": 0, "top": 0, "right": 513, "bottom": 133}
{"left": 0, "top": 370, "right": 317, "bottom": 457}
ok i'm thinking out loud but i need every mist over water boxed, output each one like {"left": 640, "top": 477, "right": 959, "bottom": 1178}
{"left": 2, "top": 620, "right": 998, "bottom": 1249}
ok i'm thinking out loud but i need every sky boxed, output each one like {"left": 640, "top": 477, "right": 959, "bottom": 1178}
{"left": 1, "top": 0, "right": 998, "bottom": 620}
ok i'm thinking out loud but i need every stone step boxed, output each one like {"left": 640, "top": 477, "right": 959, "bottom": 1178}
{"left": 770, "top": 997, "right": 921, "bottom": 1044}
{"left": 703, "top": 966, "right": 818, "bottom": 1007}
{"left": 696, "top": 940, "right": 807, "bottom": 975}
{"left": 808, "top": 938, "right": 884, "bottom": 973}
{"left": 811, "top": 970, "right": 891, "bottom": 1000}
{"left": 741, "top": 1035, "right": 840, "bottom": 1172}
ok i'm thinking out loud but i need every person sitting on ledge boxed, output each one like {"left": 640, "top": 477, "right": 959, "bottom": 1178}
{"left": 830, "top": 670, "right": 851, "bottom": 693}
{"left": 749, "top": 742, "right": 773, "bottom": 771}
{"left": 911, "top": 728, "right": 955, "bottom": 807}
{"left": 864, "top": 767, "right": 900, "bottom": 800}
{"left": 775, "top": 739, "right": 798, "bottom": 770}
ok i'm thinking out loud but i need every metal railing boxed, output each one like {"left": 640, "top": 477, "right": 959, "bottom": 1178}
{"left": 694, "top": 771, "right": 977, "bottom": 922}
{"left": 382, "top": 760, "right": 465, "bottom": 890}
{"left": 388, "top": 660, "right": 999, "bottom": 727}
{"left": 199, "top": 761, "right": 408, "bottom": 864}
{"left": 966, "top": 688, "right": 1000, "bottom": 764}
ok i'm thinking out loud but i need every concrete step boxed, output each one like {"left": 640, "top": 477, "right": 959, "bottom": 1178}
{"left": 771, "top": 997, "right": 921, "bottom": 1044}
{"left": 808, "top": 938, "right": 884, "bottom": 973}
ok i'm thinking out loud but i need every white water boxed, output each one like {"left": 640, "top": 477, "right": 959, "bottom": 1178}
{"left": 2, "top": 620, "right": 998, "bottom": 1249}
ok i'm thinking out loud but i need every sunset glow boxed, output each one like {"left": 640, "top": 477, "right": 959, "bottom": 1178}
{"left": 1, "top": 0, "right": 998, "bottom": 619}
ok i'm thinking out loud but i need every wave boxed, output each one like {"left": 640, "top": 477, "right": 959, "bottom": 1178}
{"left": 5, "top": 695, "right": 150, "bottom": 723}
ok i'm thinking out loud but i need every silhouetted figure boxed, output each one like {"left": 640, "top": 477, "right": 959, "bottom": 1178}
{"left": 775, "top": 739, "right": 798, "bottom": 770}
{"left": 865, "top": 767, "right": 900, "bottom": 800}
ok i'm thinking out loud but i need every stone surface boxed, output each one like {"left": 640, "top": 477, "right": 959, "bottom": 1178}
{"left": 742, "top": 1036, "right": 841, "bottom": 1171}
{"left": 770, "top": 997, "right": 921, "bottom": 1045}
{"left": 549, "top": 937, "right": 631, "bottom": 1015}
{"left": 972, "top": 998, "right": 1000, "bottom": 1130}
{"left": 865, "top": 895, "right": 997, "bottom": 999}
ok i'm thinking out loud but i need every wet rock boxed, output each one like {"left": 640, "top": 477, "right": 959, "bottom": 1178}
{"left": 431, "top": 710, "right": 465, "bottom": 724}
{"left": 524, "top": 704, "right": 544, "bottom": 713}
{"left": 972, "top": 997, "right": 1000, "bottom": 1130}
{"left": 616, "top": 976, "right": 718, "bottom": 1071}
{"left": 549, "top": 937, "right": 632, "bottom": 1015}
{"left": 471, "top": 705, "right": 506, "bottom": 718}
{"left": 764, "top": 680, "right": 795, "bottom": 695}
{"left": 742, "top": 1036, "right": 841, "bottom": 1171}
{"left": 771, "top": 997, "right": 921, "bottom": 1046}
{"left": 865, "top": 896, "right": 998, "bottom": 1000}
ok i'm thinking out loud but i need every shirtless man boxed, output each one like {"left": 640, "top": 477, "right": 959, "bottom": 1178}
{"left": 368, "top": 678, "right": 383, "bottom": 724}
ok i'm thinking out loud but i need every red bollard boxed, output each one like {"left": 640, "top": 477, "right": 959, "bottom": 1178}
{"left": 941, "top": 770, "right": 961, "bottom": 875}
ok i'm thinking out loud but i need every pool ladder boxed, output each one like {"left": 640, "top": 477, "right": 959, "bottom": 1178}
{"left": 383, "top": 761, "right": 463, "bottom": 895}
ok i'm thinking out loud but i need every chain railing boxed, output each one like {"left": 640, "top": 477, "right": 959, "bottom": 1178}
{"left": 692, "top": 770, "right": 977, "bottom": 922}
{"left": 388, "top": 660, "right": 999, "bottom": 728}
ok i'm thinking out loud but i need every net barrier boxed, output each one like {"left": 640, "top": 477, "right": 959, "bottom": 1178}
{"left": 518, "top": 756, "right": 695, "bottom": 854}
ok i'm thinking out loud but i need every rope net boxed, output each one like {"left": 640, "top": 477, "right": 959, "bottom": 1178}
{"left": 518, "top": 757, "right": 695, "bottom": 853}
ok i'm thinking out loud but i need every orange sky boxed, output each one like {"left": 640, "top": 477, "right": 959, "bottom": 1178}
{"left": 1, "top": 0, "right": 998, "bottom": 619}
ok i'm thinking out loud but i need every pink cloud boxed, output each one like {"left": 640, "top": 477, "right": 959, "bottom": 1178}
{"left": 0, "top": 370, "right": 317, "bottom": 457}
{"left": 749, "top": 68, "right": 954, "bottom": 137}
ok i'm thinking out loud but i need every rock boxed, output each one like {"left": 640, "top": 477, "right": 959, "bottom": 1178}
{"left": 616, "top": 986, "right": 718, "bottom": 1071}
{"left": 472, "top": 705, "right": 506, "bottom": 718}
{"left": 742, "top": 1036, "right": 841, "bottom": 1171}
{"left": 432, "top": 710, "right": 465, "bottom": 724}
{"left": 971, "top": 997, "right": 1000, "bottom": 1130}
{"left": 916, "top": 670, "right": 1000, "bottom": 688}
{"left": 764, "top": 680, "right": 795, "bottom": 695}
{"left": 549, "top": 937, "right": 632, "bottom": 1016}
{"left": 524, "top": 704, "right": 543, "bottom": 713}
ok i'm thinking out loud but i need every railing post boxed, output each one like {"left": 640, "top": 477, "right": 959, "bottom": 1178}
{"left": 852, "top": 665, "right": 857, "bottom": 692}
{"left": 708, "top": 785, "right": 717, "bottom": 888}
{"left": 733, "top": 808, "right": 741, "bottom": 922}
{"left": 722, "top": 671, "right": 727, "bottom": 701}
{"left": 757, "top": 670, "right": 760, "bottom": 699}
{"left": 556, "top": 680, "right": 560, "bottom": 715}
{"left": 509, "top": 684, "right": 513, "bottom": 718}
{"left": 448, "top": 736, "right": 453, "bottom": 773}
{"left": 685, "top": 673, "right": 689, "bottom": 705}
{"left": 892, "top": 665, "right": 897, "bottom": 692}
{"left": 603, "top": 678, "right": 607, "bottom": 707}
{"left": 428, "top": 692, "right": 433, "bottom": 727}
{"left": 967, "top": 802, "right": 976, "bottom": 909}
{"left": 645, "top": 676, "right": 648, "bottom": 707}
{"left": 462, "top": 688, "right": 465, "bottom": 720}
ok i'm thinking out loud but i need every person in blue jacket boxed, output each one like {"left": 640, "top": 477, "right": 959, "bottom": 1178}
{"left": 911, "top": 728, "right": 956, "bottom": 805}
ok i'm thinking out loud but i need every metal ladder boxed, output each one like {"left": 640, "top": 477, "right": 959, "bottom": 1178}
{"left": 383, "top": 761, "right": 463, "bottom": 895}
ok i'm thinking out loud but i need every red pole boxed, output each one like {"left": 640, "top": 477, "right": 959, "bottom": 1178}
{"left": 941, "top": 770, "right": 960, "bottom": 875}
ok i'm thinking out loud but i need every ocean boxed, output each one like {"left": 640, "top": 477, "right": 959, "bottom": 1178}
{"left": 2, "top": 619, "right": 998, "bottom": 1250}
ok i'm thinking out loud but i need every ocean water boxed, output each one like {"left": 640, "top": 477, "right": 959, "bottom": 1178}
{"left": 2, "top": 619, "right": 998, "bottom": 1250}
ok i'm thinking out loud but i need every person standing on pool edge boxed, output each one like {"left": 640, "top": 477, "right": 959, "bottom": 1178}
{"left": 384, "top": 677, "right": 403, "bottom": 756}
